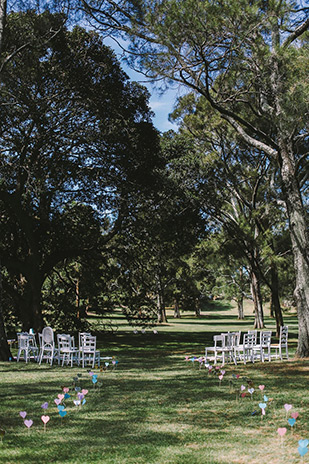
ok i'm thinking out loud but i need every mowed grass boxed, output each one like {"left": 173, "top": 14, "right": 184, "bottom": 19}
{"left": 0, "top": 301, "right": 308, "bottom": 464}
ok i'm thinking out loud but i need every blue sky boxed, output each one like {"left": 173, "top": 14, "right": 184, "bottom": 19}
{"left": 104, "top": 38, "right": 181, "bottom": 133}
{"left": 123, "top": 65, "right": 181, "bottom": 133}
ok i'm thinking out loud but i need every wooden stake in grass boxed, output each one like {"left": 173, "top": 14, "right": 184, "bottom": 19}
{"left": 0, "top": 429, "right": 5, "bottom": 444}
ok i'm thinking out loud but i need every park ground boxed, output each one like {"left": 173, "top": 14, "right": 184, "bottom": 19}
{"left": 0, "top": 300, "right": 308, "bottom": 464}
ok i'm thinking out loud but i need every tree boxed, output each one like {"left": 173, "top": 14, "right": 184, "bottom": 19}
{"left": 0, "top": 11, "right": 161, "bottom": 359}
{"left": 78, "top": 0, "right": 309, "bottom": 355}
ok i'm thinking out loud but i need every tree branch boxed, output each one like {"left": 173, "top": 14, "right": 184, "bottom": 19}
{"left": 283, "top": 17, "right": 309, "bottom": 48}
{"left": 221, "top": 114, "right": 278, "bottom": 159}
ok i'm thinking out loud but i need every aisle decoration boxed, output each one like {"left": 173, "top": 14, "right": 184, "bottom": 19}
{"left": 41, "top": 415, "right": 50, "bottom": 432}
{"left": 298, "top": 439, "right": 309, "bottom": 458}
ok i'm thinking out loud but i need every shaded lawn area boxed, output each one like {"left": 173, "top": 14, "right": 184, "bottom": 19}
{"left": 0, "top": 305, "right": 307, "bottom": 464}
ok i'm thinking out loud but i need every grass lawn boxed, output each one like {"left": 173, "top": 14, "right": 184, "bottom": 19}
{"left": 0, "top": 301, "right": 308, "bottom": 464}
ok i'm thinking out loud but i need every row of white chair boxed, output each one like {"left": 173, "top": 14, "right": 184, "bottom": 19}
{"left": 205, "top": 326, "right": 288, "bottom": 366}
{"left": 16, "top": 328, "right": 101, "bottom": 368}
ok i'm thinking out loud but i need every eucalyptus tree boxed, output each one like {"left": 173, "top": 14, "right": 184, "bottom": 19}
{"left": 163, "top": 111, "right": 290, "bottom": 332}
{"left": 78, "top": 0, "right": 309, "bottom": 356}
{"left": 0, "top": 11, "right": 161, "bottom": 359}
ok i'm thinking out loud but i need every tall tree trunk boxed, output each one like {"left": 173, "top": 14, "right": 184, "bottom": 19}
{"left": 157, "top": 292, "right": 167, "bottom": 323}
{"left": 0, "top": 0, "right": 7, "bottom": 55}
{"left": 279, "top": 142, "right": 309, "bottom": 357}
{"left": 173, "top": 298, "right": 181, "bottom": 318}
{"left": 237, "top": 296, "right": 244, "bottom": 320}
{"left": 0, "top": 0, "right": 8, "bottom": 360}
{"left": 195, "top": 298, "right": 201, "bottom": 317}
{"left": 251, "top": 269, "right": 264, "bottom": 329}
{"left": 0, "top": 259, "right": 13, "bottom": 361}
{"left": 270, "top": 263, "right": 284, "bottom": 337}
{"left": 76, "top": 278, "right": 80, "bottom": 319}
{"left": 20, "top": 277, "right": 44, "bottom": 331}
{"left": 156, "top": 274, "right": 167, "bottom": 323}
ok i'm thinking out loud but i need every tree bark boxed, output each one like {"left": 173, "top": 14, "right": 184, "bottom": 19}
{"left": 0, "top": 0, "right": 7, "bottom": 55}
{"left": 19, "top": 275, "right": 44, "bottom": 331}
{"left": 251, "top": 269, "right": 264, "bottom": 329}
{"left": 195, "top": 298, "right": 201, "bottom": 317}
{"left": 237, "top": 296, "right": 244, "bottom": 320}
{"left": 156, "top": 274, "right": 168, "bottom": 323}
{"left": 0, "top": 259, "right": 13, "bottom": 361}
{"left": 270, "top": 263, "right": 284, "bottom": 337}
{"left": 173, "top": 298, "right": 181, "bottom": 318}
{"left": 279, "top": 142, "right": 309, "bottom": 356}
{"left": 157, "top": 292, "right": 167, "bottom": 323}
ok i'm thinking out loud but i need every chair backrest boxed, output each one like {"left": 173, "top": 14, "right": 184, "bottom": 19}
{"left": 247, "top": 330, "right": 257, "bottom": 344}
{"left": 260, "top": 331, "right": 272, "bottom": 345}
{"left": 57, "top": 334, "right": 71, "bottom": 351}
{"left": 243, "top": 333, "right": 256, "bottom": 347}
{"left": 81, "top": 334, "right": 96, "bottom": 353}
{"left": 222, "top": 332, "right": 236, "bottom": 349}
{"left": 42, "top": 327, "right": 54, "bottom": 345}
{"left": 79, "top": 332, "right": 91, "bottom": 349}
{"left": 229, "top": 331, "right": 241, "bottom": 347}
{"left": 280, "top": 326, "right": 288, "bottom": 345}
{"left": 18, "top": 334, "right": 30, "bottom": 349}
{"left": 70, "top": 335, "right": 76, "bottom": 349}
{"left": 213, "top": 334, "right": 224, "bottom": 348}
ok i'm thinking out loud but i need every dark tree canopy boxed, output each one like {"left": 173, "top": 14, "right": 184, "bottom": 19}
{"left": 0, "top": 11, "right": 162, "bottom": 358}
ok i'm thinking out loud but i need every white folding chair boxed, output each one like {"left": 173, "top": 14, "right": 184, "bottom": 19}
{"left": 38, "top": 327, "right": 57, "bottom": 365}
{"left": 79, "top": 334, "right": 100, "bottom": 368}
{"left": 271, "top": 326, "right": 289, "bottom": 360}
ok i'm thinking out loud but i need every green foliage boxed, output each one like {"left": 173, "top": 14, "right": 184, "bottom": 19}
{"left": 0, "top": 10, "right": 162, "bottom": 330}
